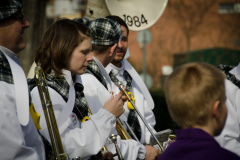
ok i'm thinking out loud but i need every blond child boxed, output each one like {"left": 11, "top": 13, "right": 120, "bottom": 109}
{"left": 158, "top": 62, "right": 239, "bottom": 160}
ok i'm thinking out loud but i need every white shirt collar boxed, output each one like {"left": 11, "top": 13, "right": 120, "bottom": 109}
{"left": 62, "top": 69, "right": 74, "bottom": 85}
{"left": 0, "top": 46, "right": 17, "bottom": 58}
{"left": 0, "top": 46, "right": 21, "bottom": 65}
{"left": 231, "top": 63, "right": 240, "bottom": 80}
{"left": 109, "top": 62, "right": 125, "bottom": 76}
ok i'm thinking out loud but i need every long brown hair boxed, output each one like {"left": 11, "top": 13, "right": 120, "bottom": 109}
{"left": 35, "top": 18, "right": 91, "bottom": 76}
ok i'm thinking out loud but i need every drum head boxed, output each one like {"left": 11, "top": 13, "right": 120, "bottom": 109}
{"left": 105, "top": 0, "right": 168, "bottom": 31}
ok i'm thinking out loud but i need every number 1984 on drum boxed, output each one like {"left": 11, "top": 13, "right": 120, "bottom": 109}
{"left": 123, "top": 14, "right": 148, "bottom": 27}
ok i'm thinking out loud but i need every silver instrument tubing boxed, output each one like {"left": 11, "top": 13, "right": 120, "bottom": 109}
{"left": 109, "top": 134, "right": 124, "bottom": 160}
{"left": 116, "top": 81, "right": 164, "bottom": 151}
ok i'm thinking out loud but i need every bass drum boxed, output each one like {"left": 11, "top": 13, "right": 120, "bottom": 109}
{"left": 105, "top": 0, "right": 168, "bottom": 31}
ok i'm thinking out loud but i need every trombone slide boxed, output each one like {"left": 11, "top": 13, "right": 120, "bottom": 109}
{"left": 35, "top": 66, "right": 70, "bottom": 160}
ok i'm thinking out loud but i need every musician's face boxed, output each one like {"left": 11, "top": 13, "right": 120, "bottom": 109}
{"left": 0, "top": 11, "right": 30, "bottom": 54}
{"left": 67, "top": 37, "right": 92, "bottom": 76}
{"left": 112, "top": 25, "right": 128, "bottom": 66}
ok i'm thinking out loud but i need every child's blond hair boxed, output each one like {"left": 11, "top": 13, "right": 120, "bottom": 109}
{"left": 164, "top": 62, "right": 225, "bottom": 128}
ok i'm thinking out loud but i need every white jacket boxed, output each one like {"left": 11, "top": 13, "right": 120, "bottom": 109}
{"left": 215, "top": 63, "right": 240, "bottom": 156}
{"left": 31, "top": 70, "right": 116, "bottom": 159}
{"left": 106, "top": 59, "right": 157, "bottom": 144}
{"left": 0, "top": 47, "right": 45, "bottom": 160}
{"left": 81, "top": 57, "right": 147, "bottom": 160}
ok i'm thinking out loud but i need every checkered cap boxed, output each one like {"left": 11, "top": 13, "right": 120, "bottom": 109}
{"left": 88, "top": 18, "right": 121, "bottom": 46}
{"left": 0, "top": 0, "right": 23, "bottom": 21}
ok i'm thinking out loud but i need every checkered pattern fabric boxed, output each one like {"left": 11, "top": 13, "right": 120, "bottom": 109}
{"left": 73, "top": 83, "right": 89, "bottom": 119}
{"left": 0, "top": 52, "right": 54, "bottom": 158}
{"left": 1, "top": 51, "right": 32, "bottom": 106}
{"left": 0, "top": 51, "right": 14, "bottom": 84}
{"left": 74, "top": 85, "right": 105, "bottom": 159}
{"left": 28, "top": 70, "right": 104, "bottom": 159}
{"left": 88, "top": 18, "right": 121, "bottom": 46}
{"left": 109, "top": 70, "right": 142, "bottom": 140}
{"left": 1, "top": 51, "right": 33, "bottom": 107}
{"left": 218, "top": 64, "right": 240, "bottom": 89}
{"left": 28, "top": 70, "right": 89, "bottom": 120}
{"left": 0, "top": 0, "right": 23, "bottom": 21}
{"left": 28, "top": 70, "right": 92, "bottom": 159}
{"left": 123, "top": 71, "right": 132, "bottom": 92}
{"left": 85, "top": 59, "right": 108, "bottom": 89}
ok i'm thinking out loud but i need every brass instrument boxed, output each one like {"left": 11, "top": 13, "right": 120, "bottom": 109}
{"left": 87, "top": 94, "right": 133, "bottom": 159}
{"left": 115, "top": 118, "right": 131, "bottom": 140}
{"left": 35, "top": 66, "right": 80, "bottom": 160}
{"left": 109, "top": 134, "right": 124, "bottom": 160}
{"left": 87, "top": 101, "right": 127, "bottom": 159}
{"left": 114, "top": 80, "right": 164, "bottom": 152}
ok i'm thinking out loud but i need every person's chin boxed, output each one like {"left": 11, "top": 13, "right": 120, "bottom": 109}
{"left": 79, "top": 68, "right": 87, "bottom": 75}
{"left": 15, "top": 44, "right": 26, "bottom": 53}
{"left": 112, "top": 58, "right": 122, "bottom": 65}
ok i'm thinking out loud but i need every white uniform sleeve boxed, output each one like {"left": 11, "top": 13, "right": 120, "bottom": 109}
{"left": 0, "top": 82, "right": 43, "bottom": 160}
{"left": 104, "top": 136, "right": 146, "bottom": 160}
{"left": 215, "top": 80, "right": 240, "bottom": 156}
{"left": 82, "top": 78, "right": 147, "bottom": 160}
{"left": 31, "top": 86, "right": 116, "bottom": 159}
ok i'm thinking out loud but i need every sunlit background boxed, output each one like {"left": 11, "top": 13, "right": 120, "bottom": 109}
{"left": 19, "top": 0, "right": 240, "bottom": 132}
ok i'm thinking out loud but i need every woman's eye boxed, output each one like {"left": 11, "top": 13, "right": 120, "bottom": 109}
{"left": 82, "top": 51, "right": 89, "bottom": 55}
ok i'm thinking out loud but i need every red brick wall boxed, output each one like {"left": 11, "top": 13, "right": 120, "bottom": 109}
{"left": 127, "top": 0, "right": 240, "bottom": 88}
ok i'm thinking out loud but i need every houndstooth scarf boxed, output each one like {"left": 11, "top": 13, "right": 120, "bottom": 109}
{"left": 217, "top": 64, "right": 240, "bottom": 89}
{"left": 28, "top": 70, "right": 104, "bottom": 160}
{"left": 85, "top": 59, "right": 108, "bottom": 89}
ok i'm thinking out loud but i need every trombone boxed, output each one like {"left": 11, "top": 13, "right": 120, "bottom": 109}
{"left": 115, "top": 118, "right": 131, "bottom": 140}
{"left": 35, "top": 66, "right": 81, "bottom": 160}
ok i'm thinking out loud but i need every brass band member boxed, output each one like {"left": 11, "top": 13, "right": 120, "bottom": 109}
{"left": 0, "top": 0, "right": 45, "bottom": 159}
{"left": 28, "top": 18, "right": 125, "bottom": 159}
{"left": 81, "top": 17, "right": 160, "bottom": 160}
{"left": 215, "top": 63, "right": 240, "bottom": 156}
{"left": 105, "top": 15, "right": 162, "bottom": 158}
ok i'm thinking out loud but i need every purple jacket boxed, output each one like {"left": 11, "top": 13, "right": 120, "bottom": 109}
{"left": 158, "top": 128, "right": 240, "bottom": 160}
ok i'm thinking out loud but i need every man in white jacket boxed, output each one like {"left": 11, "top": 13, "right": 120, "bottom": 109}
{"left": 0, "top": 0, "right": 45, "bottom": 159}
{"left": 215, "top": 64, "right": 240, "bottom": 156}
{"left": 81, "top": 17, "right": 160, "bottom": 160}
{"left": 105, "top": 15, "right": 157, "bottom": 146}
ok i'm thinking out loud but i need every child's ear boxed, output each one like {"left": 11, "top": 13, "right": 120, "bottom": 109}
{"left": 109, "top": 43, "right": 117, "bottom": 56}
{"left": 212, "top": 100, "right": 220, "bottom": 118}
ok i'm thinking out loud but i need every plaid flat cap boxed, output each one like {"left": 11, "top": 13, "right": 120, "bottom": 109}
{"left": 0, "top": 0, "right": 23, "bottom": 21}
{"left": 88, "top": 18, "right": 121, "bottom": 46}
